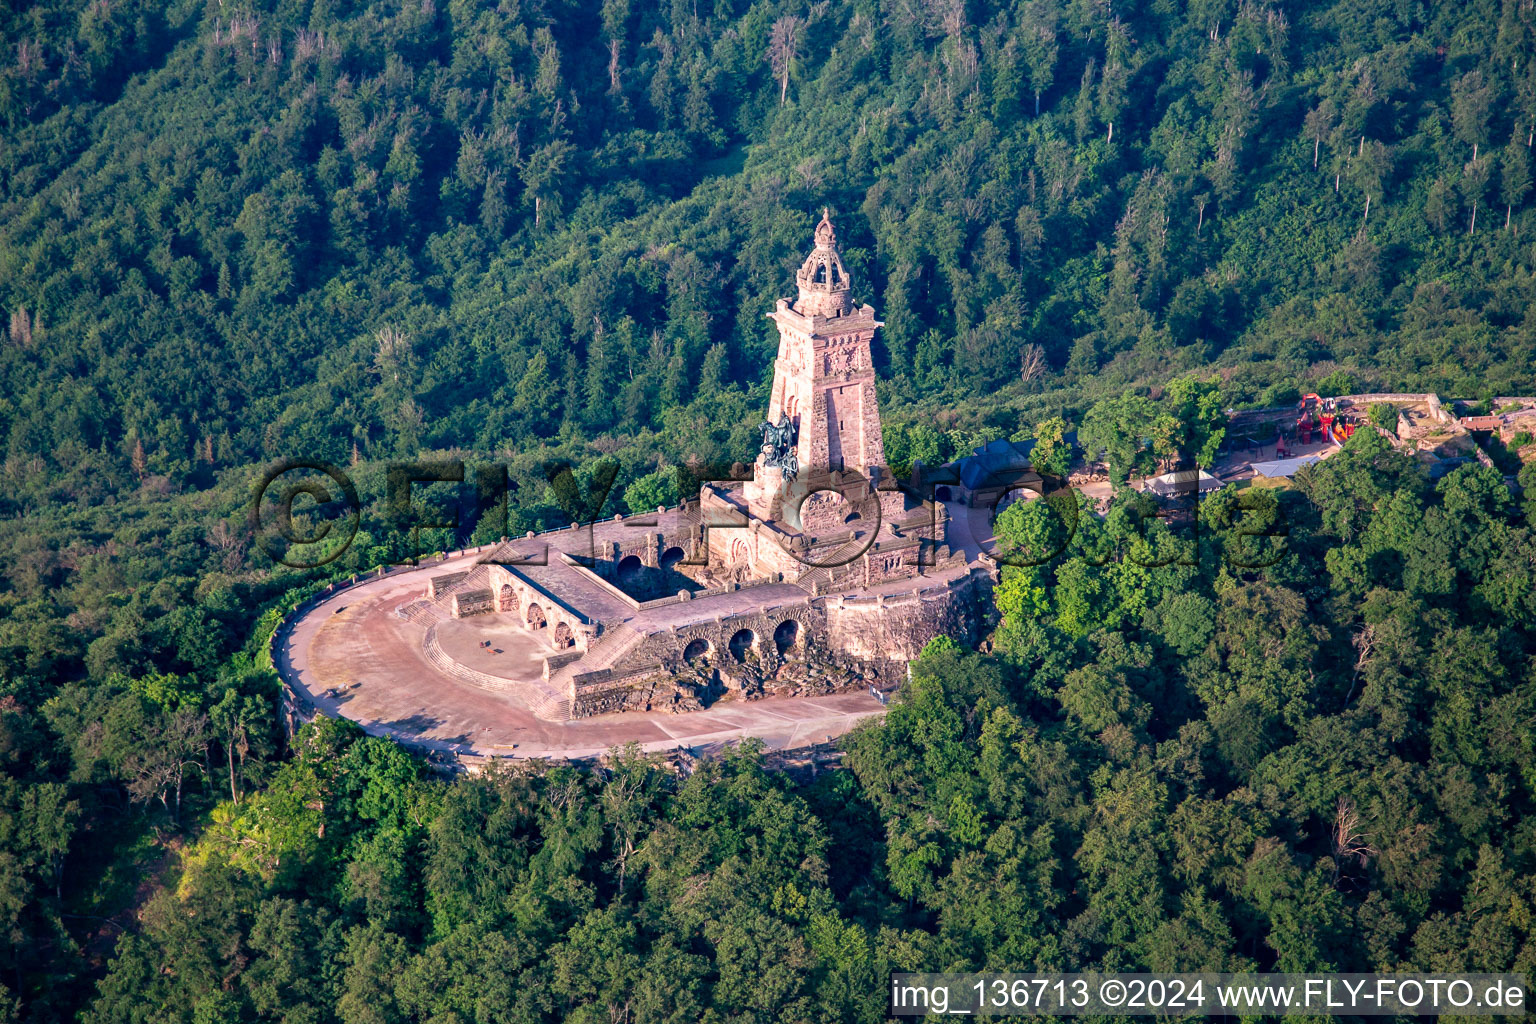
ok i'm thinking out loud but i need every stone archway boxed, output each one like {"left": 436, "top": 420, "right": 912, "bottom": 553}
{"left": 773, "top": 619, "right": 800, "bottom": 655}
{"left": 728, "top": 628, "right": 756, "bottom": 662}
{"left": 660, "top": 546, "right": 686, "bottom": 572}
{"left": 526, "top": 603, "right": 546, "bottom": 630}
{"left": 683, "top": 638, "right": 711, "bottom": 664}
{"left": 553, "top": 621, "right": 574, "bottom": 649}
{"left": 729, "top": 538, "right": 750, "bottom": 565}
{"left": 616, "top": 554, "right": 643, "bottom": 581}
{"left": 498, "top": 584, "right": 515, "bottom": 613}
{"left": 996, "top": 486, "right": 1037, "bottom": 515}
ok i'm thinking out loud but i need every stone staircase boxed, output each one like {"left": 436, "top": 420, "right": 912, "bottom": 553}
{"left": 794, "top": 565, "right": 833, "bottom": 593}
{"left": 391, "top": 558, "right": 582, "bottom": 721}
{"left": 426, "top": 569, "right": 469, "bottom": 596}
{"left": 400, "top": 564, "right": 494, "bottom": 625}
{"left": 547, "top": 623, "right": 648, "bottom": 698}
{"left": 399, "top": 599, "right": 448, "bottom": 626}
{"left": 577, "top": 623, "right": 646, "bottom": 672}
{"left": 432, "top": 563, "right": 491, "bottom": 601}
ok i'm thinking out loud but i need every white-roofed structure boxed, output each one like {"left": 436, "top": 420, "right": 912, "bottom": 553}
{"left": 1135, "top": 469, "right": 1224, "bottom": 496}
{"left": 1250, "top": 454, "right": 1324, "bottom": 478}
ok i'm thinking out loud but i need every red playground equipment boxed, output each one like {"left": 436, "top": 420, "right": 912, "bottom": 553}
{"left": 1296, "top": 393, "right": 1357, "bottom": 446}
{"left": 1296, "top": 393, "right": 1320, "bottom": 444}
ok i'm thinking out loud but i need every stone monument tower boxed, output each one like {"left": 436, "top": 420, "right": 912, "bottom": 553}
{"left": 746, "top": 211, "right": 886, "bottom": 518}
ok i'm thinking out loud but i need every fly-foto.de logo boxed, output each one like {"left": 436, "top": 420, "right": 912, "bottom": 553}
{"left": 246, "top": 455, "right": 1287, "bottom": 572}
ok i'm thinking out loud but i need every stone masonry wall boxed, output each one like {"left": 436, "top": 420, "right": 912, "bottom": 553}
{"left": 824, "top": 570, "right": 993, "bottom": 661}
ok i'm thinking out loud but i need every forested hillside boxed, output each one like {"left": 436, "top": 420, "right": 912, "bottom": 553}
{"left": 4, "top": 0, "right": 1536, "bottom": 497}
{"left": 2, "top": 0, "right": 1536, "bottom": 1019}
{"left": 21, "top": 437, "right": 1536, "bottom": 1024}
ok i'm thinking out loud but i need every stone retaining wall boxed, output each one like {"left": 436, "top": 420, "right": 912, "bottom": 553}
{"left": 270, "top": 544, "right": 507, "bottom": 737}
{"left": 272, "top": 512, "right": 992, "bottom": 736}
{"left": 423, "top": 621, "right": 569, "bottom": 719}
{"left": 826, "top": 569, "right": 994, "bottom": 661}
{"left": 452, "top": 588, "right": 494, "bottom": 617}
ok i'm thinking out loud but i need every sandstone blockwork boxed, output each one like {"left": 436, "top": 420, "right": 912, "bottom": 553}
{"left": 407, "top": 212, "right": 1002, "bottom": 721}
{"left": 562, "top": 568, "right": 994, "bottom": 717}
{"left": 825, "top": 574, "right": 992, "bottom": 662}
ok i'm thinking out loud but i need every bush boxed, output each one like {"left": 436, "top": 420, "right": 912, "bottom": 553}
{"left": 1260, "top": 383, "right": 1301, "bottom": 408}
{"left": 1317, "top": 370, "right": 1357, "bottom": 397}
{"left": 623, "top": 469, "right": 680, "bottom": 515}
{"left": 1369, "top": 403, "right": 1399, "bottom": 432}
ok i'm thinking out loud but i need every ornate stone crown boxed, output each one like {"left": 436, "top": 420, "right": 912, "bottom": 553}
{"left": 794, "top": 209, "right": 854, "bottom": 318}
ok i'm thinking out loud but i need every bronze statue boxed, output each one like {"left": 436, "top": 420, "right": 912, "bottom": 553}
{"left": 758, "top": 413, "right": 799, "bottom": 482}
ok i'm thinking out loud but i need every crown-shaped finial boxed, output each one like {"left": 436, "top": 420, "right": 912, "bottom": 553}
{"left": 813, "top": 209, "right": 836, "bottom": 249}
{"left": 796, "top": 207, "right": 852, "bottom": 316}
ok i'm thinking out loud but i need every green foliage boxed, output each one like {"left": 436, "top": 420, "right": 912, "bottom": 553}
{"left": 1153, "top": 376, "right": 1226, "bottom": 469}
{"left": 1317, "top": 371, "right": 1358, "bottom": 398}
{"left": 14, "top": 431, "right": 1536, "bottom": 1022}
{"left": 883, "top": 421, "right": 949, "bottom": 479}
{"left": 123, "top": 670, "right": 199, "bottom": 711}
{"left": 2, "top": 0, "right": 1536, "bottom": 1016}
{"left": 1079, "top": 393, "right": 1157, "bottom": 484}
{"left": 623, "top": 469, "right": 680, "bottom": 516}
{"left": 919, "top": 635, "right": 961, "bottom": 660}
{"left": 1030, "top": 416, "right": 1074, "bottom": 478}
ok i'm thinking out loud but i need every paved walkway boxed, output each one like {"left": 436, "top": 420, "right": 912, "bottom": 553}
{"left": 274, "top": 551, "right": 889, "bottom": 760}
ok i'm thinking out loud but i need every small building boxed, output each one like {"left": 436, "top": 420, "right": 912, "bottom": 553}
{"left": 1136, "top": 468, "right": 1223, "bottom": 496}
{"left": 955, "top": 438, "right": 1044, "bottom": 507}
{"left": 951, "top": 434, "right": 1079, "bottom": 507}
{"left": 1250, "top": 454, "right": 1324, "bottom": 479}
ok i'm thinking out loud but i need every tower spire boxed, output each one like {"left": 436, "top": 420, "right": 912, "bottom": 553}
{"left": 796, "top": 211, "right": 851, "bottom": 317}
{"left": 748, "top": 206, "right": 886, "bottom": 511}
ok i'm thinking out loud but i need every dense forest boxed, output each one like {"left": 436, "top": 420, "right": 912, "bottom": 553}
{"left": 2, "top": 0, "right": 1536, "bottom": 1018}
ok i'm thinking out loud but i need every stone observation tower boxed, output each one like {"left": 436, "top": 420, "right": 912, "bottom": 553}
{"left": 746, "top": 211, "right": 887, "bottom": 518}
{"left": 280, "top": 206, "right": 998, "bottom": 736}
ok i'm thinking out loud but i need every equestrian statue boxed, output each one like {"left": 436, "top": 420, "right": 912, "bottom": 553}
{"left": 758, "top": 413, "right": 799, "bottom": 482}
